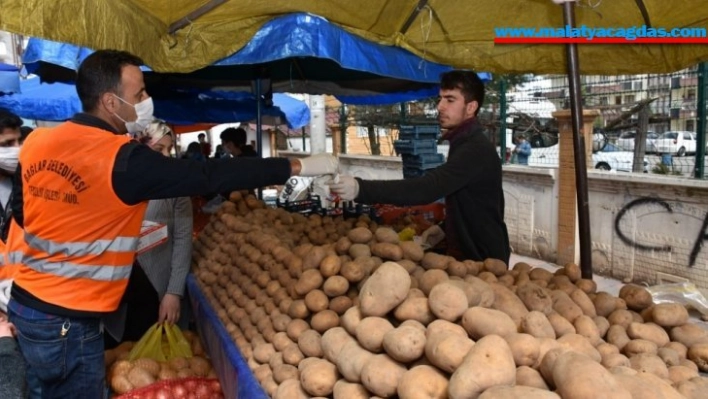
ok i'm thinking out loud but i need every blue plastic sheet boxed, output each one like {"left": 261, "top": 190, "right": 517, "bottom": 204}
{"left": 23, "top": 13, "right": 491, "bottom": 105}
{"left": 0, "top": 77, "right": 310, "bottom": 128}
{"left": 186, "top": 274, "right": 268, "bottom": 399}
{"left": 0, "top": 62, "right": 20, "bottom": 94}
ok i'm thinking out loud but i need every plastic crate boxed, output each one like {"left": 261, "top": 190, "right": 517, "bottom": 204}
{"left": 393, "top": 139, "right": 438, "bottom": 155}
{"left": 376, "top": 203, "right": 445, "bottom": 227}
{"left": 399, "top": 125, "right": 440, "bottom": 140}
{"left": 401, "top": 153, "right": 445, "bottom": 169}
{"left": 275, "top": 194, "right": 323, "bottom": 214}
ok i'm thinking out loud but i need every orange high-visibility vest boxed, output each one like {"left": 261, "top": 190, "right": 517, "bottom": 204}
{"left": 0, "top": 219, "right": 21, "bottom": 280}
{"left": 11, "top": 121, "right": 147, "bottom": 312}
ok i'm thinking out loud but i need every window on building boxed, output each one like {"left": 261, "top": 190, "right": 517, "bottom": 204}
{"left": 615, "top": 96, "right": 622, "bottom": 105}
{"left": 687, "top": 89, "right": 697, "bottom": 100}
{"left": 624, "top": 95, "right": 636, "bottom": 104}
{"left": 686, "top": 120, "right": 695, "bottom": 132}
{"left": 599, "top": 97, "right": 609, "bottom": 105}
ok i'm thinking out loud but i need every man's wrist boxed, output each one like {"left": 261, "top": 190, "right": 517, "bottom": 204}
{"left": 289, "top": 159, "right": 302, "bottom": 176}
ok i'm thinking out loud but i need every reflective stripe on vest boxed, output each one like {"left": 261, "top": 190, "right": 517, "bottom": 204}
{"left": 10, "top": 251, "right": 132, "bottom": 281}
{"left": 24, "top": 232, "right": 138, "bottom": 257}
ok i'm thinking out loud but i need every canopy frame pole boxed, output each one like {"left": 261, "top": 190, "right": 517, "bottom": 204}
{"left": 399, "top": 0, "right": 429, "bottom": 34}
{"left": 562, "top": 1, "right": 593, "bottom": 279}
{"left": 168, "top": 0, "right": 229, "bottom": 34}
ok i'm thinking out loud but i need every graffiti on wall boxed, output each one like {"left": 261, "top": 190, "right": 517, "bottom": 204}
{"left": 614, "top": 197, "right": 708, "bottom": 267}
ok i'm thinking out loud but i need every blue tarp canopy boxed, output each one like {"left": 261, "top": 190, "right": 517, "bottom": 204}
{"left": 0, "top": 63, "right": 21, "bottom": 94}
{"left": 24, "top": 13, "right": 491, "bottom": 105}
{"left": 0, "top": 77, "right": 310, "bottom": 128}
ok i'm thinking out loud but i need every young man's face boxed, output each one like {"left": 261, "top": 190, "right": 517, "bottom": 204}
{"left": 437, "top": 88, "right": 478, "bottom": 130}
{"left": 0, "top": 127, "right": 20, "bottom": 147}
{"left": 222, "top": 140, "right": 238, "bottom": 156}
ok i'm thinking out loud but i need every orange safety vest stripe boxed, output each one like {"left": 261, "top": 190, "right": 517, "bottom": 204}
{"left": 12, "top": 122, "right": 147, "bottom": 312}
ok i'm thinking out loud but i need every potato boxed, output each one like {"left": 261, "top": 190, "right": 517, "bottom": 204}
{"left": 348, "top": 243, "right": 371, "bottom": 259}
{"left": 516, "top": 366, "right": 550, "bottom": 390}
{"left": 614, "top": 373, "right": 670, "bottom": 399}
{"left": 575, "top": 279, "right": 597, "bottom": 295}
{"left": 337, "top": 341, "right": 374, "bottom": 383}
{"left": 630, "top": 353, "right": 669, "bottom": 379}
{"left": 573, "top": 315, "right": 601, "bottom": 345}
{"left": 483, "top": 258, "right": 508, "bottom": 276}
{"left": 478, "top": 386, "right": 561, "bottom": 399}
{"left": 331, "top": 382, "right": 368, "bottom": 399}
{"left": 321, "top": 326, "right": 356, "bottom": 363}
{"left": 356, "top": 317, "right": 394, "bottom": 353}
{"left": 371, "top": 242, "right": 404, "bottom": 261}
{"left": 421, "top": 252, "right": 452, "bottom": 270}
{"left": 311, "top": 309, "right": 340, "bottom": 333}
{"left": 529, "top": 267, "right": 554, "bottom": 283}
{"left": 516, "top": 282, "right": 553, "bottom": 314}
{"left": 627, "top": 322, "right": 670, "bottom": 347}
{"left": 298, "top": 329, "right": 324, "bottom": 358}
{"left": 569, "top": 289, "right": 597, "bottom": 317}
{"left": 462, "top": 307, "right": 517, "bottom": 339}
{"left": 305, "top": 290, "right": 330, "bottom": 313}
{"left": 461, "top": 276, "right": 495, "bottom": 308}
{"left": 448, "top": 335, "right": 516, "bottom": 399}
{"left": 651, "top": 303, "right": 689, "bottom": 327}
{"left": 300, "top": 359, "right": 339, "bottom": 397}
{"left": 360, "top": 354, "right": 407, "bottom": 398}
{"left": 619, "top": 284, "right": 653, "bottom": 312}
{"left": 399, "top": 241, "right": 425, "bottom": 262}
{"left": 593, "top": 316, "right": 610, "bottom": 338}
{"left": 319, "top": 255, "right": 342, "bottom": 277}
{"left": 521, "top": 311, "right": 556, "bottom": 339}
{"left": 288, "top": 300, "right": 310, "bottom": 319}
{"left": 334, "top": 236, "right": 352, "bottom": 255}
{"left": 602, "top": 353, "right": 631, "bottom": 369}
{"left": 348, "top": 227, "right": 373, "bottom": 243}
{"left": 551, "top": 290, "right": 583, "bottom": 323}
{"left": 687, "top": 343, "right": 708, "bottom": 371}
{"left": 552, "top": 351, "right": 632, "bottom": 399}
{"left": 272, "top": 332, "right": 295, "bottom": 352}
{"left": 447, "top": 279, "right": 483, "bottom": 307}
{"left": 383, "top": 326, "right": 426, "bottom": 363}
{"left": 419, "top": 269, "right": 450, "bottom": 296}
{"left": 428, "top": 282, "right": 469, "bottom": 322}
{"left": 677, "top": 376, "right": 708, "bottom": 399}
{"left": 374, "top": 227, "right": 399, "bottom": 244}
{"left": 670, "top": 324, "right": 708, "bottom": 348}
{"left": 329, "top": 296, "right": 353, "bottom": 315}
{"left": 323, "top": 275, "right": 349, "bottom": 298}
{"left": 303, "top": 246, "right": 328, "bottom": 271}
{"left": 341, "top": 306, "right": 363, "bottom": 336}
{"left": 547, "top": 312, "right": 576, "bottom": 337}
{"left": 491, "top": 283, "right": 529, "bottom": 327}
{"left": 359, "top": 262, "right": 411, "bottom": 317}
{"left": 505, "top": 333, "right": 540, "bottom": 367}
{"left": 273, "top": 364, "right": 299, "bottom": 384}
{"left": 425, "top": 333, "right": 475, "bottom": 373}
{"left": 397, "top": 365, "right": 449, "bottom": 399}
{"left": 282, "top": 344, "right": 305, "bottom": 366}
{"left": 396, "top": 259, "right": 418, "bottom": 273}
{"left": 127, "top": 367, "right": 155, "bottom": 389}
{"left": 607, "top": 324, "right": 631, "bottom": 351}
{"left": 665, "top": 341, "right": 688, "bottom": 359}
{"left": 253, "top": 343, "right": 276, "bottom": 364}
{"left": 593, "top": 291, "right": 624, "bottom": 317}
{"left": 556, "top": 333, "right": 601, "bottom": 362}
{"left": 295, "top": 269, "right": 324, "bottom": 296}
{"left": 668, "top": 365, "right": 699, "bottom": 385}
{"left": 608, "top": 309, "right": 635, "bottom": 329}
{"left": 447, "top": 260, "right": 468, "bottom": 278}
{"left": 623, "top": 339, "right": 658, "bottom": 357}
{"left": 394, "top": 297, "right": 435, "bottom": 325}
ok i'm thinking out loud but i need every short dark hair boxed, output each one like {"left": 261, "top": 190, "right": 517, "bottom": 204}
{"left": 76, "top": 50, "right": 144, "bottom": 112}
{"left": 19, "top": 126, "right": 34, "bottom": 144}
{"left": 198, "top": 133, "right": 205, "bottom": 139}
{"left": 440, "top": 70, "right": 485, "bottom": 115}
{"left": 0, "top": 108, "right": 22, "bottom": 131}
{"left": 220, "top": 127, "right": 247, "bottom": 146}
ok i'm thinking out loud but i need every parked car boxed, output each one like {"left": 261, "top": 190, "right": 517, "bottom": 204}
{"left": 528, "top": 142, "right": 648, "bottom": 172}
{"left": 616, "top": 131, "right": 658, "bottom": 153}
{"left": 654, "top": 131, "right": 697, "bottom": 156}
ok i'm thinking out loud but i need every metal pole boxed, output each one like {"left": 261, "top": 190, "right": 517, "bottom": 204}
{"left": 562, "top": 1, "right": 593, "bottom": 279}
{"left": 302, "top": 127, "right": 307, "bottom": 152}
{"left": 255, "top": 78, "right": 263, "bottom": 199}
{"left": 340, "top": 105, "right": 347, "bottom": 154}
{"left": 695, "top": 62, "right": 707, "bottom": 179}
{"left": 499, "top": 78, "right": 508, "bottom": 164}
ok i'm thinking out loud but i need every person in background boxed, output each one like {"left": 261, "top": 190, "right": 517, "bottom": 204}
{"left": 198, "top": 132, "right": 212, "bottom": 158}
{"left": 105, "top": 121, "right": 193, "bottom": 348}
{"left": 0, "top": 317, "right": 26, "bottom": 399}
{"left": 329, "top": 70, "right": 510, "bottom": 265}
{"left": 221, "top": 127, "right": 258, "bottom": 157}
{"left": 182, "top": 141, "right": 206, "bottom": 162}
{"left": 19, "top": 126, "right": 33, "bottom": 145}
{"left": 6, "top": 49, "right": 338, "bottom": 398}
{"left": 513, "top": 134, "right": 532, "bottom": 165}
{"left": 214, "top": 144, "right": 227, "bottom": 159}
{"left": 0, "top": 109, "right": 21, "bottom": 242}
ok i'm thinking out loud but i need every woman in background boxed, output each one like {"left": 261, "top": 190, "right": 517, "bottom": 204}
{"left": 105, "top": 121, "right": 193, "bottom": 347}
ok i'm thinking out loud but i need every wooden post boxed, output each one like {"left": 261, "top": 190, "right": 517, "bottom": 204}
{"left": 332, "top": 127, "right": 342, "bottom": 156}
{"left": 554, "top": 109, "right": 601, "bottom": 266}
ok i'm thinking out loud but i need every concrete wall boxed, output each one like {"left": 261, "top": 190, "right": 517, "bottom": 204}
{"left": 334, "top": 154, "right": 708, "bottom": 290}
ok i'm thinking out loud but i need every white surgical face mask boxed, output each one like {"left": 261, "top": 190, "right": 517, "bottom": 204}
{"left": 113, "top": 95, "right": 154, "bottom": 134}
{"left": 0, "top": 146, "right": 19, "bottom": 173}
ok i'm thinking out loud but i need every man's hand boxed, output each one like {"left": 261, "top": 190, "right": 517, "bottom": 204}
{"left": 158, "top": 294, "right": 181, "bottom": 325}
{"left": 0, "top": 319, "right": 16, "bottom": 338}
{"left": 297, "top": 154, "right": 339, "bottom": 176}
{"left": 327, "top": 175, "right": 359, "bottom": 201}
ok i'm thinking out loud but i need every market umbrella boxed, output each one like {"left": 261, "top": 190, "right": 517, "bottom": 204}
{"left": 1, "top": 1, "right": 707, "bottom": 74}
{"left": 0, "top": 76, "right": 311, "bottom": 128}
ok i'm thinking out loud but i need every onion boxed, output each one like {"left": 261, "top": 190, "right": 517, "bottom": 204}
{"left": 172, "top": 383, "right": 188, "bottom": 399}
{"left": 184, "top": 379, "right": 198, "bottom": 392}
{"left": 155, "top": 387, "right": 172, "bottom": 399}
{"left": 209, "top": 379, "right": 222, "bottom": 394}
{"left": 195, "top": 382, "right": 211, "bottom": 397}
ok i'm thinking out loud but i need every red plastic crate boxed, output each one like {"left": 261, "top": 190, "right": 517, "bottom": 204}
{"left": 377, "top": 203, "right": 445, "bottom": 228}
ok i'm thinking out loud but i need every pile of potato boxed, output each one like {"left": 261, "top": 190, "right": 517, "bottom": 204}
{"left": 192, "top": 192, "right": 708, "bottom": 398}
{"left": 105, "top": 331, "right": 217, "bottom": 395}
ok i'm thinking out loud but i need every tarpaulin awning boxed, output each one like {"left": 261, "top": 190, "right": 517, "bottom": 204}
{"left": 2, "top": 1, "right": 708, "bottom": 75}
{"left": 22, "top": 13, "right": 492, "bottom": 104}
{"left": 0, "top": 77, "right": 310, "bottom": 128}
{"left": 0, "top": 62, "right": 20, "bottom": 94}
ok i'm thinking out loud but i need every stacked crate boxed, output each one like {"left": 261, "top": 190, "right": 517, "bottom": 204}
{"left": 393, "top": 125, "right": 444, "bottom": 178}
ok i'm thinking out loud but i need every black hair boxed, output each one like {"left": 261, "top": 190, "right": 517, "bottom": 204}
{"left": 220, "top": 127, "right": 247, "bottom": 146}
{"left": 440, "top": 70, "right": 485, "bottom": 116}
{"left": 186, "top": 142, "right": 202, "bottom": 154}
{"left": 19, "top": 126, "right": 34, "bottom": 144}
{"left": 198, "top": 133, "right": 206, "bottom": 139}
{"left": 0, "top": 108, "right": 22, "bottom": 131}
{"left": 76, "top": 50, "right": 144, "bottom": 112}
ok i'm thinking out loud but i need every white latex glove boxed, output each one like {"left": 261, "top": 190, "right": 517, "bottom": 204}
{"left": 327, "top": 175, "right": 359, "bottom": 201}
{"left": 420, "top": 225, "right": 445, "bottom": 248}
{"left": 0, "top": 279, "right": 12, "bottom": 313}
{"left": 298, "top": 153, "right": 339, "bottom": 176}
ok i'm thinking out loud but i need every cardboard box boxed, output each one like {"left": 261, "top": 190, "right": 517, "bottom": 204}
{"left": 137, "top": 221, "right": 168, "bottom": 254}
